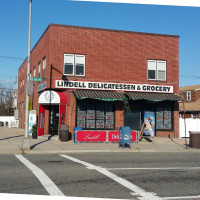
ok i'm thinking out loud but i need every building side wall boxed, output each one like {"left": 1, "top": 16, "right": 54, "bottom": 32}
{"left": 18, "top": 30, "right": 50, "bottom": 129}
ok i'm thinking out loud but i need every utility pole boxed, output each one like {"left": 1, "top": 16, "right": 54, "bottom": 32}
{"left": 23, "top": 0, "right": 32, "bottom": 150}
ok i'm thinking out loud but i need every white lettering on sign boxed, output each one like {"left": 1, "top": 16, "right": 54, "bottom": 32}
{"left": 83, "top": 133, "right": 101, "bottom": 140}
{"left": 55, "top": 80, "right": 173, "bottom": 93}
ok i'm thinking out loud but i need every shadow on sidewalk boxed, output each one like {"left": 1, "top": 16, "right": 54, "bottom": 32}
{"left": 30, "top": 135, "right": 53, "bottom": 150}
{"left": 169, "top": 137, "right": 187, "bottom": 149}
{"left": 0, "top": 135, "right": 24, "bottom": 141}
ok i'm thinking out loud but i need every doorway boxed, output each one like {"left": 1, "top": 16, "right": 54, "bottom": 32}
{"left": 49, "top": 105, "right": 59, "bottom": 135}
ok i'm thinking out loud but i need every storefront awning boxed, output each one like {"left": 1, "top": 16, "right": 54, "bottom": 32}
{"left": 73, "top": 90, "right": 127, "bottom": 101}
{"left": 125, "top": 92, "right": 183, "bottom": 102}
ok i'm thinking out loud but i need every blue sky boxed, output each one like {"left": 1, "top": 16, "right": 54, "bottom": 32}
{"left": 0, "top": 0, "right": 199, "bottom": 88}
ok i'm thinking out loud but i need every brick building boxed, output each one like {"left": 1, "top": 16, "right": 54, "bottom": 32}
{"left": 179, "top": 85, "right": 200, "bottom": 119}
{"left": 18, "top": 24, "right": 182, "bottom": 139}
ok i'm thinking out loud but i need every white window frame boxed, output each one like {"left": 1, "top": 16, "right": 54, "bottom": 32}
{"left": 38, "top": 61, "right": 41, "bottom": 78}
{"left": 43, "top": 57, "right": 46, "bottom": 78}
{"left": 186, "top": 91, "right": 191, "bottom": 101}
{"left": 147, "top": 60, "right": 166, "bottom": 81}
{"left": 63, "top": 53, "right": 85, "bottom": 76}
{"left": 33, "top": 67, "right": 36, "bottom": 77}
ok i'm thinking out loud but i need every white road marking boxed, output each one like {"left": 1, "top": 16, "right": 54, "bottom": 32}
{"left": 107, "top": 167, "right": 200, "bottom": 170}
{"left": 15, "top": 154, "right": 64, "bottom": 196}
{"left": 60, "top": 154, "right": 163, "bottom": 200}
{"left": 163, "top": 195, "right": 200, "bottom": 199}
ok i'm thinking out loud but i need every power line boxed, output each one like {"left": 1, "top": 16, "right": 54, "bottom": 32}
{"left": 0, "top": 55, "right": 24, "bottom": 60}
{"left": 180, "top": 75, "right": 200, "bottom": 79}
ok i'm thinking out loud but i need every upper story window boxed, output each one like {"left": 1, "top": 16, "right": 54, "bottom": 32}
{"left": 148, "top": 60, "right": 166, "bottom": 81}
{"left": 38, "top": 61, "right": 41, "bottom": 78}
{"left": 186, "top": 91, "right": 191, "bottom": 101}
{"left": 64, "top": 54, "right": 85, "bottom": 76}
{"left": 33, "top": 67, "right": 36, "bottom": 77}
{"left": 22, "top": 78, "right": 24, "bottom": 92}
{"left": 43, "top": 57, "right": 46, "bottom": 78}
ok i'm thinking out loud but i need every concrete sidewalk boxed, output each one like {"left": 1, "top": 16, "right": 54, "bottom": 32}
{"left": 0, "top": 127, "right": 198, "bottom": 154}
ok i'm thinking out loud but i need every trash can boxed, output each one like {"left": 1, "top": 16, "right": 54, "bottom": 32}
{"left": 60, "top": 125, "right": 69, "bottom": 142}
{"left": 119, "top": 126, "right": 131, "bottom": 149}
{"left": 74, "top": 127, "right": 82, "bottom": 143}
{"left": 189, "top": 131, "right": 200, "bottom": 148}
{"left": 32, "top": 132, "right": 37, "bottom": 139}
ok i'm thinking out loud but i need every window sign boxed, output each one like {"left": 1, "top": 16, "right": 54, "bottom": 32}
{"left": 77, "top": 101, "right": 86, "bottom": 128}
{"left": 87, "top": 120, "right": 95, "bottom": 129}
{"left": 156, "top": 107, "right": 172, "bottom": 130}
{"left": 96, "top": 120, "right": 104, "bottom": 129}
{"left": 76, "top": 100, "right": 115, "bottom": 130}
{"left": 105, "top": 102, "right": 114, "bottom": 129}
{"left": 87, "top": 101, "right": 95, "bottom": 119}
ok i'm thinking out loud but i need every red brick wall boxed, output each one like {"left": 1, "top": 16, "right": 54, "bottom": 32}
{"left": 48, "top": 25, "right": 179, "bottom": 94}
{"left": 18, "top": 29, "right": 50, "bottom": 129}
{"left": 18, "top": 24, "right": 180, "bottom": 137}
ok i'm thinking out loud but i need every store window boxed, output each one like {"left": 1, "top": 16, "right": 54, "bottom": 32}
{"left": 64, "top": 54, "right": 85, "bottom": 76}
{"left": 148, "top": 60, "right": 166, "bottom": 81}
{"left": 76, "top": 99, "right": 114, "bottom": 130}
{"left": 186, "top": 91, "right": 191, "bottom": 101}
{"left": 156, "top": 106, "right": 173, "bottom": 130}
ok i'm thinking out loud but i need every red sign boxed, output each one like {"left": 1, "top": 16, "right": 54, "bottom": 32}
{"left": 108, "top": 131, "right": 138, "bottom": 142}
{"left": 76, "top": 131, "right": 107, "bottom": 142}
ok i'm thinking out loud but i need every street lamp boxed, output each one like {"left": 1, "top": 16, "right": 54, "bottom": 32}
{"left": 22, "top": 0, "right": 32, "bottom": 150}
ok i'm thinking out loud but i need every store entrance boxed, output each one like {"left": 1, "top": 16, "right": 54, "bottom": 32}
{"left": 124, "top": 110, "right": 141, "bottom": 130}
{"left": 49, "top": 105, "right": 59, "bottom": 135}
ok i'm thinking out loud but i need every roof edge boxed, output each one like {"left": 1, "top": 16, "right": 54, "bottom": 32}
{"left": 49, "top": 23, "right": 180, "bottom": 38}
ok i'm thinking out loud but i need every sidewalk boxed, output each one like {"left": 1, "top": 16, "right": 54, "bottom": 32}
{"left": 0, "top": 127, "right": 198, "bottom": 154}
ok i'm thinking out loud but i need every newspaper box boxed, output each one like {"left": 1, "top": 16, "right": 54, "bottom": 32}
{"left": 119, "top": 126, "right": 131, "bottom": 149}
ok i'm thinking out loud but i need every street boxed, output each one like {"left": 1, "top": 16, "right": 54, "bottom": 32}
{"left": 0, "top": 152, "right": 200, "bottom": 200}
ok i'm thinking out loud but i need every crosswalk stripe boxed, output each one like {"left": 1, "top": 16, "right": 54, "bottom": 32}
{"left": 15, "top": 154, "right": 64, "bottom": 196}
{"left": 60, "top": 154, "right": 164, "bottom": 200}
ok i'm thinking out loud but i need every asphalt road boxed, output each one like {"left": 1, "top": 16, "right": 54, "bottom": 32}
{"left": 0, "top": 152, "right": 200, "bottom": 200}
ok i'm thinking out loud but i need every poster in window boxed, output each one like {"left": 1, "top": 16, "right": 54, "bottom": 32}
{"left": 96, "top": 120, "right": 104, "bottom": 129}
{"left": 87, "top": 101, "right": 95, "bottom": 119}
{"left": 96, "top": 102, "right": 104, "bottom": 119}
{"left": 77, "top": 111, "right": 86, "bottom": 120}
{"left": 156, "top": 109, "right": 163, "bottom": 129}
{"left": 106, "top": 112, "right": 114, "bottom": 120}
{"left": 105, "top": 120, "right": 114, "bottom": 129}
{"left": 144, "top": 111, "right": 155, "bottom": 136}
{"left": 77, "top": 120, "right": 85, "bottom": 128}
{"left": 164, "top": 110, "right": 172, "bottom": 129}
{"left": 86, "top": 120, "right": 95, "bottom": 129}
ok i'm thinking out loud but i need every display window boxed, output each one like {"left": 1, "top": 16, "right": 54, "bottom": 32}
{"left": 76, "top": 99, "right": 115, "bottom": 130}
